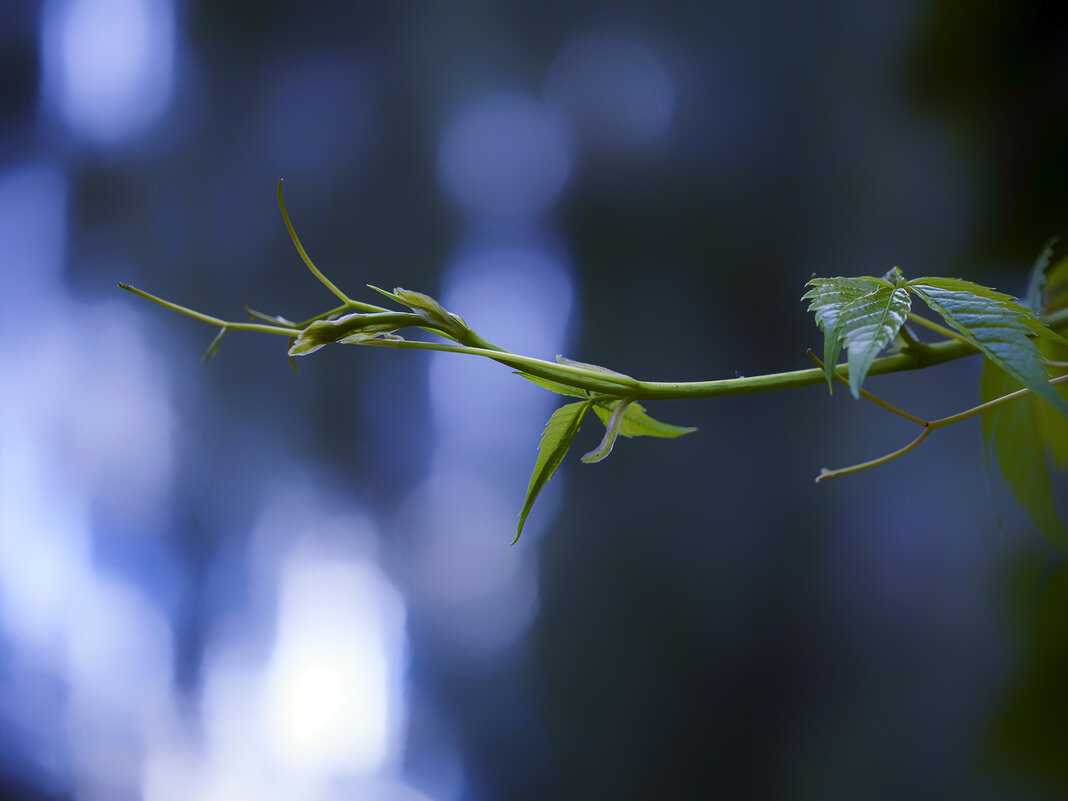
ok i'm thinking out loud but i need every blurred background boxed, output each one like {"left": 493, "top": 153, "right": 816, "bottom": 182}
{"left": 1, "top": 1, "right": 1067, "bottom": 799}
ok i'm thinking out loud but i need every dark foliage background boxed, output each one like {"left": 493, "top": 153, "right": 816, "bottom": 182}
{"left": 1, "top": 1, "right": 1066, "bottom": 799}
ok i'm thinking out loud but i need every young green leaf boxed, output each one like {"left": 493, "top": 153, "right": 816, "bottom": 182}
{"left": 592, "top": 400, "right": 697, "bottom": 438}
{"left": 804, "top": 278, "right": 876, "bottom": 389}
{"left": 515, "top": 400, "right": 593, "bottom": 543}
{"left": 582, "top": 398, "right": 633, "bottom": 464}
{"left": 368, "top": 284, "right": 467, "bottom": 339}
{"left": 907, "top": 277, "right": 1068, "bottom": 419}
{"left": 803, "top": 276, "right": 912, "bottom": 397}
{"left": 288, "top": 311, "right": 420, "bottom": 356}
{"left": 513, "top": 371, "right": 590, "bottom": 399}
{"left": 981, "top": 360, "right": 1068, "bottom": 553}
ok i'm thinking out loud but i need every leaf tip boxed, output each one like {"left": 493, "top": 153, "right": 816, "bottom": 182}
{"left": 511, "top": 519, "right": 525, "bottom": 545}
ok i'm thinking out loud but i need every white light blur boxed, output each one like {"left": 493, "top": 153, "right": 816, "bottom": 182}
{"left": 429, "top": 241, "right": 574, "bottom": 467}
{"left": 0, "top": 432, "right": 91, "bottom": 658}
{"left": 262, "top": 557, "right": 407, "bottom": 777}
{"left": 399, "top": 472, "right": 541, "bottom": 661}
{"left": 437, "top": 92, "right": 571, "bottom": 219}
{"left": 39, "top": 0, "right": 176, "bottom": 146}
{"left": 24, "top": 302, "right": 175, "bottom": 527}
{"left": 545, "top": 37, "right": 675, "bottom": 156}
{"left": 65, "top": 576, "right": 176, "bottom": 799}
{"left": 0, "top": 159, "right": 181, "bottom": 797}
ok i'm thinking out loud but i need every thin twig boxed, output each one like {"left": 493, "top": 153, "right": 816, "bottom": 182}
{"left": 806, "top": 349, "right": 928, "bottom": 425}
{"left": 816, "top": 428, "right": 932, "bottom": 483}
{"left": 276, "top": 179, "right": 353, "bottom": 306}
{"left": 815, "top": 373, "right": 1068, "bottom": 481}
{"left": 118, "top": 283, "right": 297, "bottom": 336}
{"left": 907, "top": 312, "right": 969, "bottom": 344}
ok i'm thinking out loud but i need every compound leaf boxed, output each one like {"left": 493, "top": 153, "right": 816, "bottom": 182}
{"left": 515, "top": 400, "right": 592, "bottom": 543}
{"left": 803, "top": 276, "right": 911, "bottom": 397}
{"left": 908, "top": 277, "right": 1068, "bottom": 420}
{"left": 592, "top": 400, "right": 697, "bottom": 438}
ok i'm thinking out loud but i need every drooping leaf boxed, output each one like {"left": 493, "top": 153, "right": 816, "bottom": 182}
{"left": 202, "top": 327, "right": 227, "bottom": 361}
{"left": 985, "top": 563, "right": 1068, "bottom": 787}
{"left": 592, "top": 400, "right": 697, "bottom": 438}
{"left": 1036, "top": 259, "right": 1068, "bottom": 468}
{"left": 582, "top": 399, "right": 632, "bottom": 464}
{"left": 1036, "top": 339, "right": 1068, "bottom": 470}
{"left": 515, "top": 400, "right": 592, "bottom": 543}
{"left": 1046, "top": 254, "right": 1068, "bottom": 312}
{"left": 513, "top": 371, "right": 589, "bottom": 399}
{"left": 803, "top": 276, "right": 912, "bottom": 397}
{"left": 1024, "top": 236, "right": 1059, "bottom": 312}
{"left": 907, "top": 277, "right": 1068, "bottom": 420}
{"left": 981, "top": 360, "right": 1068, "bottom": 553}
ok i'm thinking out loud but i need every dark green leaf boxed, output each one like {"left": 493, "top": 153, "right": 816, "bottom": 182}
{"left": 803, "top": 276, "right": 912, "bottom": 397}
{"left": 592, "top": 400, "right": 697, "bottom": 438}
{"left": 908, "top": 277, "right": 1068, "bottom": 419}
{"left": 515, "top": 400, "right": 592, "bottom": 543}
{"left": 981, "top": 360, "right": 1068, "bottom": 553}
{"left": 1037, "top": 339, "right": 1068, "bottom": 469}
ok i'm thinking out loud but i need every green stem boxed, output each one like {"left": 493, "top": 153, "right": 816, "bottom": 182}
{"left": 121, "top": 277, "right": 1068, "bottom": 403}
{"left": 815, "top": 372, "right": 1068, "bottom": 481}
{"left": 277, "top": 179, "right": 354, "bottom": 305}
{"left": 358, "top": 338, "right": 640, "bottom": 395}
{"left": 118, "top": 283, "right": 298, "bottom": 336}
{"left": 816, "top": 428, "right": 932, "bottom": 482}
{"left": 907, "top": 312, "right": 970, "bottom": 344}
{"left": 806, "top": 349, "right": 928, "bottom": 425}
{"left": 930, "top": 373, "right": 1068, "bottom": 428}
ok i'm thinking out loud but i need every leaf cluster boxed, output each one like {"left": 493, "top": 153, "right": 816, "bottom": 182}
{"left": 804, "top": 251, "right": 1068, "bottom": 551}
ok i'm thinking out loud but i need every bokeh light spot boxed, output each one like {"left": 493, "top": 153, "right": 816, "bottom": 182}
{"left": 262, "top": 558, "right": 406, "bottom": 776}
{"left": 545, "top": 37, "right": 675, "bottom": 156}
{"left": 437, "top": 92, "right": 570, "bottom": 219}
{"left": 40, "top": 0, "right": 175, "bottom": 145}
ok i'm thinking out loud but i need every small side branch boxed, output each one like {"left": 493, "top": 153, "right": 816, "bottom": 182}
{"left": 816, "top": 428, "right": 932, "bottom": 483}
{"left": 806, "top": 349, "right": 928, "bottom": 425}
{"left": 815, "top": 372, "right": 1068, "bottom": 481}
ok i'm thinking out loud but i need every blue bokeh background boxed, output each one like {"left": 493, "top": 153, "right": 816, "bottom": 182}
{"left": 1, "top": 2, "right": 1067, "bottom": 799}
